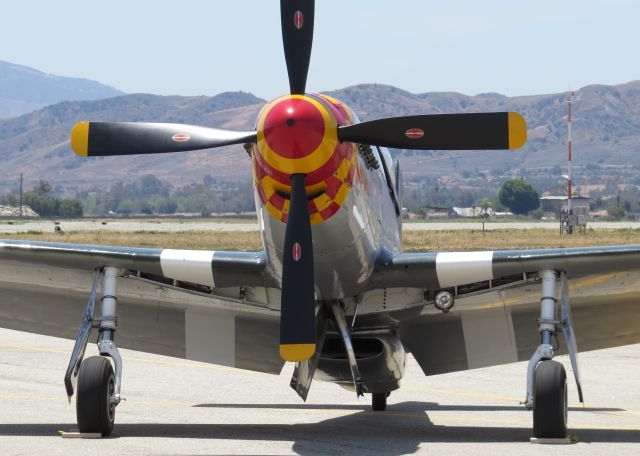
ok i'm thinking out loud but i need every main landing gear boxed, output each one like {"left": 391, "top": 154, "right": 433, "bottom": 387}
{"left": 524, "top": 270, "right": 582, "bottom": 439}
{"left": 533, "top": 360, "right": 567, "bottom": 438}
{"left": 64, "top": 267, "right": 123, "bottom": 437}
{"left": 76, "top": 356, "right": 116, "bottom": 435}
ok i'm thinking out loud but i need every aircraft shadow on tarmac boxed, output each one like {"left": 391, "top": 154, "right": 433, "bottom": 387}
{"left": 193, "top": 402, "right": 625, "bottom": 413}
{"left": 1, "top": 402, "right": 637, "bottom": 454}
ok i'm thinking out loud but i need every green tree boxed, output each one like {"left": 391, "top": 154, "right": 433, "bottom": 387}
{"left": 607, "top": 206, "right": 626, "bottom": 220}
{"left": 23, "top": 192, "right": 59, "bottom": 216}
{"left": 479, "top": 197, "right": 491, "bottom": 217}
{"left": 498, "top": 179, "right": 540, "bottom": 215}
{"left": 151, "top": 196, "right": 178, "bottom": 214}
{"left": 139, "top": 174, "right": 171, "bottom": 197}
{"left": 1, "top": 193, "right": 18, "bottom": 206}
{"left": 34, "top": 180, "right": 53, "bottom": 196}
{"left": 59, "top": 198, "right": 84, "bottom": 218}
{"left": 492, "top": 196, "right": 506, "bottom": 212}
{"left": 529, "top": 208, "right": 544, "bottom": 219}
{"left": 116, "top": 199, "right": 137, "bottom": 214}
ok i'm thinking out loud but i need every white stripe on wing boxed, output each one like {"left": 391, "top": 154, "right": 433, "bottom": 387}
{"left": 436, "top": 251, "right": 494, "bottom": 287}
{"left": 160, "top": 249, "right": 215, "bottom": 287}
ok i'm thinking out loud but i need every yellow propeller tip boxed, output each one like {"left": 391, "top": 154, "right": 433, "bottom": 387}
{"left": 70, "top": 122, "right": 89, "bottom": 156}
{"left": 280, "top": 343, "right": 316, "bottom": 362}
{"left": 508, "top": 112, "right": 527, "bottom": 150}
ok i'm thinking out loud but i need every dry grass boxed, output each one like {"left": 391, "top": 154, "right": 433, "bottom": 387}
{"left": 3, "top": 227, "right": 640, "bottom": 251}
{"left": 3, "top": 231, "right": 263, "bottom": 251}
{"left": 403, "top": 228, "right": 640, "bottom": 251}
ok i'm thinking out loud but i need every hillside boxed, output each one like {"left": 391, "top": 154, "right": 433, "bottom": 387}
{"left": 1, "top": 81, "right": 640, "bottom": 193}
{"left": 0, "top": 92, "right": 265, "bottom": 193}
{"left": 325, "top": 82, "right": 640, "bottom": 179}
{"left": 0, "top": 60, "right": 123, "bottom": 118}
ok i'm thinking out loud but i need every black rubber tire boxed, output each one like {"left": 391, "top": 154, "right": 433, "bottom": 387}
{"left": 76, "top": 356, "right": 116, "bottom": 437}
{"left": 533, "top": 360, "right": 568, "bottom": 438}
{"left": 372, "top": 392, "right": 387, "bottom": 411}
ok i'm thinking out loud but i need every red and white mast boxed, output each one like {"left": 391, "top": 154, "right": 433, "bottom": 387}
{"left": 567, "top": 91, "right": 574, "bottom": 213}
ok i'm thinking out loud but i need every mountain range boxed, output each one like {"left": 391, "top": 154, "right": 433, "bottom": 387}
{"left": 1, "top": 60, "right": 639, "bottom": 194}
{"left": 0, "top": 60, "right": 122, "bottom": 119}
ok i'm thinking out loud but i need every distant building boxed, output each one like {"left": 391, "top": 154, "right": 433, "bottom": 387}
{"left": 424, "top": 210, "right": 451, "bottom": 219}
{"left": 539, "top": 196, "right": 589, "bottom": 219}
{"left": 452, "top": 206, "right": 493, "bottom": 218}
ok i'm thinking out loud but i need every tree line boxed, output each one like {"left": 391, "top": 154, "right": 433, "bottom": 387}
{"left": 2, "top": 174, "right": 634, "bottom": 219}
{"left": 1, "top": 180, "right": 83, "bottom": 217}
{"left": 76, "top": 174, "right": 254, "bottom": 216}
{"left": 0, "top": 175, "right": 542, "bottom": 218}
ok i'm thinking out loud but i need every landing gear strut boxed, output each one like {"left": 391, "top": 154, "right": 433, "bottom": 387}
{"left": 524, "top": 270, "right": 581, "bottom": 439}
{"left": 64, "top": 267, "right": 123, "bottom": 436}
{"left": 328, "top": 300, "right": 367, "bottom": 397}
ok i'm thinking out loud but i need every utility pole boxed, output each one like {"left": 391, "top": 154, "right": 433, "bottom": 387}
{"left": 561, "top": 92, "right": 576, "bottom": 235}
{"left": 560, "top": 91, "right": 586, "bottom": 234}
{"left": 19, "top": 173, "right": 23, "bottom": 218}
{"left": 567, "top": 92, "right": 573, "bottom": 229}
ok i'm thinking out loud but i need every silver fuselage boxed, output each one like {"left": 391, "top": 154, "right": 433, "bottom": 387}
{"left": 257, "top": 143, "right": 402, "bottom": 300}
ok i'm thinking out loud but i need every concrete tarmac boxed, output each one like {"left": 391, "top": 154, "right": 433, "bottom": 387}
{"left": 0, "top": 328, "right": 638, "bottom": 455}
{"left": 2, "top": 219, "right": 640, "bottom": 234}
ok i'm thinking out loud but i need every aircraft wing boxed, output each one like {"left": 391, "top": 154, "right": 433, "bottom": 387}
{"left": 373, "top": 245, "right": 640, "bottom": 376}
{"left": 373, "top": 244, "right": 640, "bottom": 289}
{"left": 0, "top": 239, "right": 285, "bottom": 374}
{"left": 0, "top": 239, "right": 275, "bottom": 288}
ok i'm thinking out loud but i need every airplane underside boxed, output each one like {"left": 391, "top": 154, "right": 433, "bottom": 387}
{"left": 2, "top": 258, "right": 639, "bottom": 436}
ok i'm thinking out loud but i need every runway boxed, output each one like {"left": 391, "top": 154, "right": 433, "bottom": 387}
{"left": 0, "top": 328, "right": 638, "bottom": 455}
{"left": 2, "top": 219, "right": 640, "bottom": 234}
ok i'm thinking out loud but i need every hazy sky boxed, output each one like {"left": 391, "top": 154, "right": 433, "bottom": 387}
{"left": 2, "top": 1, "right": 638, "bottom": 100}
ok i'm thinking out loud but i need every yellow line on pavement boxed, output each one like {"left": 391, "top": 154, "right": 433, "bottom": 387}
{"left": 0, "top": 394, "right": 64, "bottom": 402}
{"left": 0, "top": 344, "right": 68, "bottom": 355}
{"left": 402, "top": 385, "right": 521, "bottom": 402}
{"left": 0, "top": 343, "right": 255, "bottom": 374}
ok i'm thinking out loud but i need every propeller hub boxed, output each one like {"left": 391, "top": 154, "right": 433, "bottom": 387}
{"left": 256, "top": 95, "right": 338, "bottom": 176}
{"left": 253, "top": 94, "right": 357, "bottom": 225}
{"left": 263, "top": 97, "right": 325, "bottom": 160}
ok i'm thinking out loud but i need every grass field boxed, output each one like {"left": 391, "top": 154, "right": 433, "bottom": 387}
{"left": 2, "top": 228, "right": 640, "bottom": 251}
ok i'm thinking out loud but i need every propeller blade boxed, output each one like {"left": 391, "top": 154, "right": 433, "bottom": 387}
{"left": 338, "top": 112, "right": 526, "bottom": 151}
{"left": 280, "top": 0, "right": 315, "bottom": 94}
{"left": 280, "top": 173, "right": 316, "bottom": 362}
{"left": 70, "top": 122, "right": 256, "bottom": 157}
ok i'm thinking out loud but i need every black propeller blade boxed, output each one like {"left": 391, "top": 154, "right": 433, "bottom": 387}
{"left": 278, "top": 0, "right": 318, "bottom": 362}
{"left": 280, "top": 0, "right": 315, "bottom": 94}
{"left": 70, "top": 122, "right": 256, "bottom": 157}
{"left": 338, "top": 112, "right": 526, "bottom": 151}
{"left": 280, "top": 173, "right": 316, "bottom": 362}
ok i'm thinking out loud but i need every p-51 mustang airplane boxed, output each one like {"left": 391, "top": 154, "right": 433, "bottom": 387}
{"left": 1, "top": 0, "right": 639, "bottom": 440}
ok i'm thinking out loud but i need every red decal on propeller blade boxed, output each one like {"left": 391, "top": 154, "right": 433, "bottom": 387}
{"left": 293, "top": 10, "right": 304, "bottom": 29}
{"left": 405, "top": 128, "right": 424, "bottom": 139}
{"left": 172, "top": 133, "right": 191, "bottom": 142}
{"left": 292, "top": 242, "right": 302, "bottom": 262}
